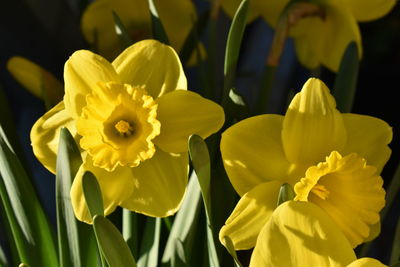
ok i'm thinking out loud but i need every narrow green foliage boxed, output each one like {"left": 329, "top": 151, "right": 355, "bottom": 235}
{"left": 254, "top": 65, "right": 276, "bottom": 115}
{"left": 137, "top": 218, "right": 161, "bottom": 267}
{"left": 0, "top": 126, "right": 58, "bottom": 267}
{"left": 223, "top": 0, "right": 248, "bottom": 108}
{"left": 93, "top": 215, "right": 137, "bottom": 267}
{"left": 221, "top": 236, "right": 243, "bottom": 267}
{"left": 277, "top": 183, "right": 295, "bottom": 206}
{"left": 161, "top": 172, "right": 202, "bottom": 265}
{"left": 171, "top": 239, "right": 187, "bottom": 267}
{"left": 123, "top": 209, "right": 139, "bottom": 259}
{"left": 82, "top": 171, "right": 104, "bottom": 218}
{"left": 179, "top": 10, "right": 209, "bottom": 64}
{"left": 0, "top": 243, "right": 9, "bottom": 267}
{"left": 112, "top": 11, "right": 134, "bottom": 49}
{"left": 147, "top": 0, "right": 169, "bottom": 45}
{"left": 333, "top": 41, "right": 359, "bottom": 113}
{"left": 188, "top": 135, "right": 219, "bottom": 267}
{"left": 391, "top": 216, "right": 400, "bottom": 265}
{"left": 229, "top": 88, "right": 249, "bottom": 121}
{"left": 56, "top": 128, "right": 82, "bottom": 267}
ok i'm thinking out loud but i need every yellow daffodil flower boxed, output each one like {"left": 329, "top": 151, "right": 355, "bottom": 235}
{"left": 249, "top": 201, "right": 388, "bottom": 267}
{"left": 81, "top": 0, "right": 204, "bottom": 64}
{"left": 219, "top": 78, "right": 392, "bottom": 250}
{"left": 30, "top": 39, "right": 224, "bottom": 223}
{"left": 7, "top": 56, "right": 64, "bottom": 106}
{"left": 221, "top": 0, "right": 396, "bottom": 71}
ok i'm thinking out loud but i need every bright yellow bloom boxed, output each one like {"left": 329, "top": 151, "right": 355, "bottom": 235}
{"left": 221, "top": 0, "right": 395, "bottom": 71}
{"left": 219, "top": 78, "right": 391, "bottom": 250}
{"left": 31, "top": 40, "right": 224, "bottom": 223}
{"left": 81, "top": 0, "right": 204, "bottom": 64}
{"left": 249, "top": 201, "right": 388, "bottom": 267}
{"left": 7, "top": 56, "right": 64, "bottom": 106}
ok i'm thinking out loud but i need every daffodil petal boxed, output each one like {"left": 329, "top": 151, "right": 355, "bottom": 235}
{"left": 292, "top": 16, "right": 326, "bottom": 70}
{"left": 64, "top": 50, "right": 119, "bottom": 118}
{"left": 292, "top": 3, "right": 362, "bottom": 72}
{"left": 156, "top": 0, "right": 197, "bottom": 51}
{"left": 347, "top": 0, "right": 395, "bottom": 22}
{"left": 7, "top": 56, "right": 64, "bottom": 105}
{"left": 221, "top": 114, "right": 294, "bottom": 195}
{"left": 154, "top": 90, "right": 224, "bottom": 153}
{"left": 112, "top": 40, "right": 187, "bottom": 99}
{"left": 120, "top": 148, "right": 189, "bottom": 217}
{"left": 249, "top": 201, "right": 356, "bottom": 267}
{"left": 81, "top": 0, "right": 151, "bottom": 60}
{"left": 282, "top": 78, "right": 347, "bottom": 165}
{"left": 341, "top": 114, "right": 392, "bottom": 174}
{"left": 347, "top": 258, "right": 387, "bottom": 267}
{"left": 259, "top": 0, "right": 289, "bottom": 27}
{"left": 70, "top": 156, "right": 135, "bottom": 224}
{"left": 219, "top": 181, "right": 283, "bottom": 250}
{"left": 30, "top": 101, "right": 78, "bottom": 174}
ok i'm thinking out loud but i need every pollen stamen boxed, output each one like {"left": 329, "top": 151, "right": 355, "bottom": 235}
{"left": 311, "top": 184, "right": 330, "bottom": 200}
{"left": 115, "top": 120, "right": 134, "bottom": 136}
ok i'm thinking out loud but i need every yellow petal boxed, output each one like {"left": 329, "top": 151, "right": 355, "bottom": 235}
{"left": 219, "top": 181, "right": 283, "bottom": 250}
{"left": 341, "top": 114, "right": 392, "bottom": 174}
{"left": 7, "top": 56, "right": 64, "bottom": 105}
{"left": 294, "top": 151, "right": 385, "bottom": 247}
{"left": 347, "top": 258, "right": 387, "bottom": 267}
{"left": 259, "top": 0, "right": 289, "bottom": 27}
{"left": 64, "top": 50, "right": 119, "bottom": 119}
{"left": 292, "top": 3, "right": 362, "bottom": 72}
{"left": 70, "top": 156, "right": 135, "bottom": 224}
{"left": 154, "top": 90, "right": 224, "bottom": 153}
{"left": 347, "top": 0, "right": 396, "bottom": 22}
{"left": 156, "top": 0, "right": 197, "bottom": 52}
{"left": 221, "top": 114, "right": 296, "bottom": 195}
{"left": 120, "top": 148, "right": 189, "bottom": 217}
{"left": 249, "top": 201, "right": 356, "bottom": 267}
{"left": 30, "top": 101, "right": 78, "bottom": 174}
{"left": 112, "top": 40, "right": 187, "bottom": 99}
{"left": 81, "top": 0, "right": 151, "bottom": 60}
{"left": 282, "top": 78, "right": 347, "bottom": 165}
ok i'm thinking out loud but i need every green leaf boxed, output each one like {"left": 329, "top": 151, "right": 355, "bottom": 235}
{"left": 221, "top": 236, "right": 242, "bottom": 267}
{"left": 112, "top": 11, "right": 134, "bottom": 49}
{"left": 55, "top": 128, "right": 82, "bottom": 267}
{"left": 333, "top": 41, "right": 359, "bottom": 113}
{"left": 0, "top": 237, "right": 9, "bottom": 267}
{"left": 123, "top": 209, "right": 139, "bottom": 259}
{"left": 277, "top": 183, "right": 295, "bottom": 206}
{"left": 147, "top": 0, "right": 169, "bottom": 45}
{"left": 391, "top": 216, "right": 400, "bottom": 265}
{"left": 93, "top": 215, "right": 137, "bottom": 267}
{"left": 161, "top": 172, "right": 202, "bottom": 265}
{"left": 188, "top": 135, "right": 219, "bottom": 267}
{"left": 0, "top": 126, "right": 58, "bottom": 267}
{"left": 179, "top": 10, "right": 209, "bottom": 64}
{"left": 137, "top": 218, "right": 161, "bottom": 267}
{"left": 170, "top": 239, "right": 187, "bottom": 267}
{"left": 82, "top": 171, "right": 104, "bottom": 218}
{"left": 222, "top": 0, "right": 248, "bottom": 108}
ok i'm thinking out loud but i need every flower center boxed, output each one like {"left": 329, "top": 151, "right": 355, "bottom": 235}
{"left": 311, "top": 184, "right": 330, "bottom": 200}
{"left": 76, "top": 82, "right": 160, "bottom": 171}
{"left": 115, "top": 120, "right": 134, "bottom": 136}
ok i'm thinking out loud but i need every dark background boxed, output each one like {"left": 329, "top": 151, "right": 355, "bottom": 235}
{"left": 0, "top": 0, "right": 399, "bottom": 264}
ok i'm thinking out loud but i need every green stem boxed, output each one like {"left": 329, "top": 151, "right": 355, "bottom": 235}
{"left": 122, "top": 209, "right": 138, "bottom": 259}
